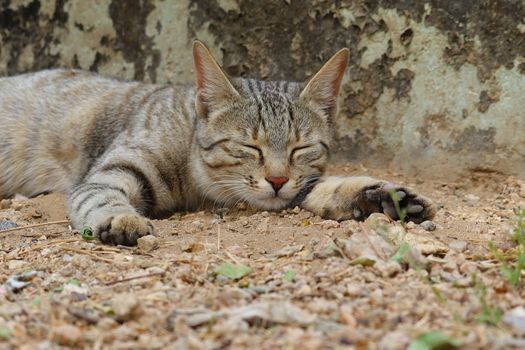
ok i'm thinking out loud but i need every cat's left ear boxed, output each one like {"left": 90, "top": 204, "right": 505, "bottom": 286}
{"left": 193, "top": 40, "right": 240, "bottom": 118}
{"left": 299, "top": 48, "right": 349, "bottom": 118}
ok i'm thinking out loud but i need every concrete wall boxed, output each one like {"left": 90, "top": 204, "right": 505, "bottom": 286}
{"left": 1, "top": 0, "right": 524, "bottom": 179}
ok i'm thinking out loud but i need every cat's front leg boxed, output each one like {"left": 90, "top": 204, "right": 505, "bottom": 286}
{"left": 68, "top": 163, "right": 155, "bottom": 246}
{"left": 301, "top": 176, "right": 436, "bottom": 223}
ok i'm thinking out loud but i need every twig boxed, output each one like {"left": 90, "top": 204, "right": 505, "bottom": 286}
{"left": 105, "top": 271, "right": 165, "bottom": 286}
{"left": 224, "top": 250, "right": 242, "bottom": 265}
{"left": 0, "top": 220, "right": 70, "bottom": 234}
{"left": 21, "top": 238, "right": 80, "bottom": 254}
{"left": 217, "top": 224, "right": 221, "bottom": 250}
{"left": 60, "top": 246, "right": 123, "bottom": 264}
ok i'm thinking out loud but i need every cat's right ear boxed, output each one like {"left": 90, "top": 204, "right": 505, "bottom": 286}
{"left": 193, "top": 40, "right": 240, "bottom": 118}
{"left": 299, "top": 48, "right": 349, "bottom": 118}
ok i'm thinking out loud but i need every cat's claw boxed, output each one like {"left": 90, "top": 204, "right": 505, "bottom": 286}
{"left": 358, "top": 182, "right": 436, "bottom": 224}
{"left": 97, "top": 214, "right": 154, "bottom": 246}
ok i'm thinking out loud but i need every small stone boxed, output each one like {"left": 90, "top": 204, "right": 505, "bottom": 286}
{"left": 72, "top": 254, "right": 92, "bottom": 269}
{"left": 339, "top": 304, "right": 356, "bottom": 326}
{"left": 296, "top": 284, "right": 312, "bottom": 297}
{"left": 370, "top": 288, "right": 383, "bottom": 304}
{"left": 378, "top": 261, "right": 402, "bottom": 277}
{"left": 346, "top": 284, "right": 362, "bottom": 297}
{"left": 8, "top": 260, "right": 27, "bottom": 270}
{"left": 364, "top": 213, "right": 390, "bottom": 230}
{"left": 50, "top": 324, "right": 83, "bottom": 346}
{"left": 137, "top": 235, "right": 159, "bottom": 252}
{"left": 378, "top": 330, "right": 410, "bottom": 350}
{"left": 0, "top": 220, "right": 17, "bottom": 230}
{"left": 11, "top": 202, "right": 23, "bottom": 210}
{"left": 292, "top": 206, "right": 301, "bottom": 214}
{"left": 190, "top": 220, "right": 204, "bottom": 230}
{"left": 465, "top": 194, "right": 480, "bottom": 202}
{"left": 112, "top": 293, "right": 142, "bottom": 322}
{"left": 405, "top": 221, "right": 416, "bottom": 229}
{"left": 261, "top": 211, "right": 270, "bottom": 217}
{"left": 0, "top": 199, "right": 11, "bottom": 209}
{"left": 420, "top": 220, "right": 436, "bottom": 231}
{"left": 504, "top": 306, "right": 525, "bottom": 336}
{"left": 449, "top": 240, "right": 468, "bottom": 252}
{"left": 319, "top": 220, "right": 340, "bottom": 229}
{"left": 0, "top": 303, "right": 23, "bottom": 317}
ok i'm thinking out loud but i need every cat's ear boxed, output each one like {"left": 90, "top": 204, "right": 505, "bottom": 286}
{"left": 193, "top": 40, "right": 240, "bottom": 118}
{"left": 299, "top": 48, "right": 349, "bottom": 117}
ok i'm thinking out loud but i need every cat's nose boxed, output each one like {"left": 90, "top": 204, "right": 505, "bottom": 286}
{"left": 265, "top": 176, "right": 289, "bottom": 193}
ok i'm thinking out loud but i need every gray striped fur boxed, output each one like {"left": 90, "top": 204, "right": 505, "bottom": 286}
{"left": 0, "top": 41, "right": 436, "bottom": 245}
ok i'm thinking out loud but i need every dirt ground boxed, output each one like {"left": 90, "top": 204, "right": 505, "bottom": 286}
{"left": 1, "top": 163, "right": 525, "bottom": 349}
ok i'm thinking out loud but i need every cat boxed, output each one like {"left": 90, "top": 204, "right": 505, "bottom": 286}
{"left": 0, "top": 40, "right": 436, "bottom": 245}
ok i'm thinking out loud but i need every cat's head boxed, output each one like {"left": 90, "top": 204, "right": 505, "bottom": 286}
{"left": 192, "top": 40, "right": 348, "bottom": 210}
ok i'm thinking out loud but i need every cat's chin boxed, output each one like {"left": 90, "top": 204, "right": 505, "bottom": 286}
{"left": 248, "top": 196, "right": 290, "bottom": 211}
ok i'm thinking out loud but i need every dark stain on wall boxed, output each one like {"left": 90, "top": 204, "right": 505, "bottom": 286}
{"left": 368, "top": 0, "right": 525, "bottom": 81}
{"left": 0, "top": 0, "right": 67, "bottom": 73}
{"left": 108, "top": 0, "right": 160, "bottom": 82}
{"left": 189, "top": 0, "right": 415, "bottom": 121}
{"left": 449, "top": 126, "right": 496, "bottom": 153}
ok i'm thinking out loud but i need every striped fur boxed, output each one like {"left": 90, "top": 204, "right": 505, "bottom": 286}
{"left": 0, "top": 41, "right": 435, "bottom": 245}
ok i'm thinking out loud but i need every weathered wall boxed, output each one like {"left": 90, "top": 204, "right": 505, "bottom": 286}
{"left": 1, "top": 0, "right": 524, "bottom": 179}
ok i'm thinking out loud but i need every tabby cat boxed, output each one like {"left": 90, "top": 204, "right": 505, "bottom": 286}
{"left": 0, "top": 41, "right": 436, "bottom": 245}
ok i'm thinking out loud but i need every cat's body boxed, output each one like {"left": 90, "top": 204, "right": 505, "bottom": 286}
{"left": 0, "top": 42, "right": 436, "bottom": 245}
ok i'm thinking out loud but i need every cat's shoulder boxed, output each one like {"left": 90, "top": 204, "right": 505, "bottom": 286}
{"left": 2, "top": 68, "right": 132, "bottom": 86}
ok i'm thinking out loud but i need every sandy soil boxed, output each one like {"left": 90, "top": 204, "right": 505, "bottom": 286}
{"left": 1, "top": 163, "right": 524, "bottom": 349}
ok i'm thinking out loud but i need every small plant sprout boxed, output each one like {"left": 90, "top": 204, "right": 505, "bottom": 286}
{"left": 489, "top": 208, "right": 525, "bottom": 288}
{"left": 80, "top": 226, "right": 95, "bottom": 241}
{"left": 388, "top": 189, "right": 407, "bottom": 226}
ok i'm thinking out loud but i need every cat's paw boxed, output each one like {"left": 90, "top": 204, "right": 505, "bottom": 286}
{"left": 97, "top": 214, "right": 154, "bottom": 246}
{"left": 355, "top": 182, "right": 436, "bottom": 224}
{"left": 302, "top": 176, "right": 436, "bottom": 224}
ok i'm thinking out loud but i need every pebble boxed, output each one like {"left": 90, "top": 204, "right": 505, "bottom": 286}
{"left": 137, "top": 235, "right": 159, "bottom": 252}
{"left": 50, "top": 324, "right": 83, "bottom": 346}
{"left": 190, "top": 220, "right": 204, "bottom": 230}
{"left": 0, "top": 220, "right": 17, "bottom": 230}
{"left": 319, "top": 220, "right": 340, "bottom": 229}
{"left": 420, "top": 220, "right": 436, "bottom": 231}
{"left": 504, "top": 306, "right": 525, "bottom": 336}
{"left": 72, "top": 254, "right": 92, "bottom": 269}
{"left": 112, "top": 293, "right": 142, "bottom": 322}
{"left": 378, "top": 261, "right": 402, "bottom": 277}
{"left": 465, "top": 194, "right": 480, "bottom": 202}
{"left": 8, "top": 259, "right": 27, "bottom": 270}
{"left": 339, "top": 304, "right": 357, "bottom": 327}
{"left": 0, "top": 199, "right": 11, "bottom": 209}
{"left": 0, "top": 303, "right": 23, "bottom": 318}
{"left": 448, "top": 240, "right": 468, "bottom": 252}
{"left": 378, "top": 330, "right": 410, "bottom": 350}
{"left": 364, "top": 213, "right": 390, "bottom": 230}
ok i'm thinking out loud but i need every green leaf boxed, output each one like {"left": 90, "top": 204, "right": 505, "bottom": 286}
{"left": 390, "top": 242, "right": 411, "bottom": 263}
{"left": 0, "top": 327, "right": 11, "bottom": 340}
{"left": 214, "top": 263, "right": 252, "bottom": 280}
{"left": 407, "top": 331, "right": 461, "bottom": 350}
{"left": 30, "top": 297, "right": 41, "bottom": 308}
{"left": 80, "top": 226, "right": 95, "bottom": 241}
{"left": 282, "top": 270, "right": 296, "bottom": 282}
{"left": 67, "top": 278, "right": 80, "bottom": 286}
{"left": 349, "top": 256, "right": 376, "bottom": 266}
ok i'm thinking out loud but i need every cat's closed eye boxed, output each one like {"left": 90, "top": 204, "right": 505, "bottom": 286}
{"left": 289, "top": 143, "right": 328, "bottom": 165}
{"left": 241, "top": 144, "right": 264, "bottom": 164}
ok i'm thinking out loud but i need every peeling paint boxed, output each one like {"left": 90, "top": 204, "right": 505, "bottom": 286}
{"left": 0, "top": 0, "right": 524, "bottom": 179}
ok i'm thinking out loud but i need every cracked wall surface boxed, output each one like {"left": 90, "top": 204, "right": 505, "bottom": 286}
{"left": 1, "top": 0, "right": 524, "bottom": 179}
